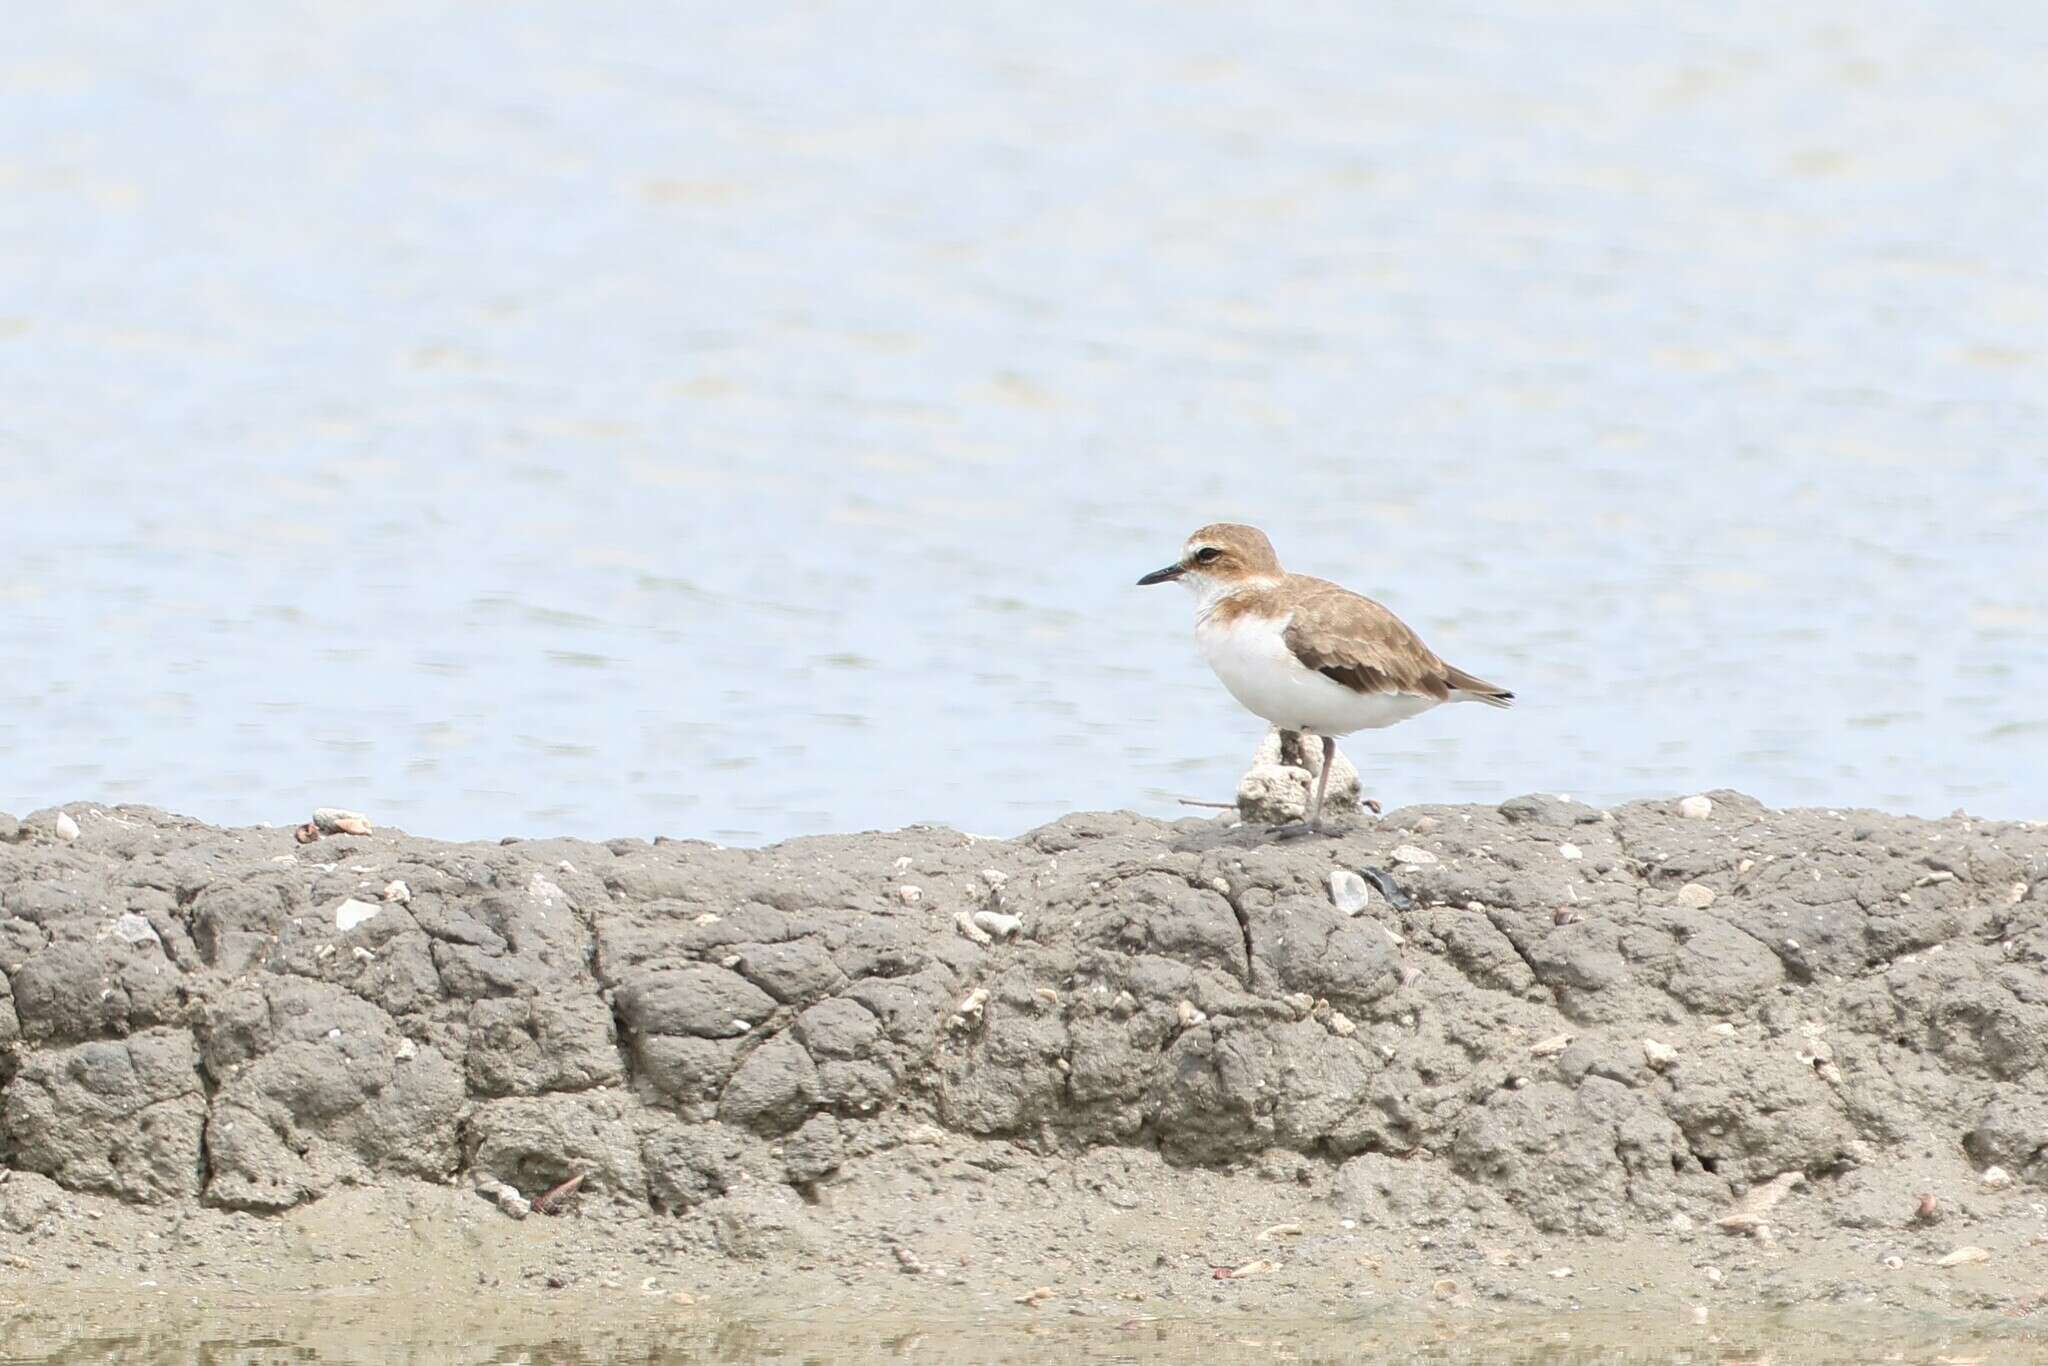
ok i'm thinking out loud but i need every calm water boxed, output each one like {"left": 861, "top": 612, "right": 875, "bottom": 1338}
{"left": 2, "top": 1298, "right": 2046, "bottom": 1366}
{"left": 4, "top": 2, "right": 2045, "bottom": 844}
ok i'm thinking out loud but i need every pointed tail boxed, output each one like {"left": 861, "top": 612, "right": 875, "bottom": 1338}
{"left": 1445, "top": 664, "right": 1514, "bottom": 709}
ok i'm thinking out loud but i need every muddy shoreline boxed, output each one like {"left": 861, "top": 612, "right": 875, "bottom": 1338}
{"left": 1, "top": 794, "right": 2044, "bottom": 1330}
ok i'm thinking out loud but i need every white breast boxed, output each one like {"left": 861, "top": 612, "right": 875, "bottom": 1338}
{"left": 1195, "top": 610, "right": 1439, "bottom": 735}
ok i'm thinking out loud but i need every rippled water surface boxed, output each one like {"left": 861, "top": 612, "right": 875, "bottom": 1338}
{"left": 4, "top": 2, "right": 2044, "bottom": 842}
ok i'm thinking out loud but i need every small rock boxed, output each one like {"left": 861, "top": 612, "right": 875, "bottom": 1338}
{"left": 948, "top": 988, "right": 989, "bottom": 1028}
{"left": 1236, "top": 726, "right": 1362, "bottom": 823}
{"left": 1678, "top": 795, "right": 1713, "bottom": 820}
{"left": 395, "top": 1038, "right": 417, "bottom": 1061}
{"left": 1548, "top": 1266, "right": 1574, "bottom": 1280}
{"left": 1014, "top": 1286, "right": 1056, "bottom": 1306}
{"left": 1430, "top": 1278, "right": 1458, "bottom": 1299}
{"left": 1670, "top": 1213, "right": 1694, "bottom": 1232}
{"left": 971, "top": 909, "right": 1022, "bottom": 940}
{"left": 1715, "top": 1172, "right": 1804, "bottom": 1234}
{"left": 1326, "top": 1011, "right": 1357, "bottom": 1038}
{"left": 1703, "top": 1266, "right": 1724, "bottom": 1284}
{"left": 110, "top": 913, "right": 160, "bottom": 947}
{"left": 896, "top": 886, "right": 922, "bottom": 906}
{"left": 1391, "top": 845, "right": 1437, "bottom": 866}
{"left": 1176, "top": 1000, "right": 1207, "bottom": 1029}
{"left": 312, "top": 807, "right": 373, "bottom": 836}
{"left": 382, "top": 879, "right": 412, "bottom": 904}
{"left": 1216, "top": 1259, "right": 1276, "bottom": 1280}
{"left": 51, "top": 810, "right": 84, "bottom": 842}
{"left": 1558, "top": 843, "right": 1583, "bottom": 861}
{"left": 953, "top": 911, "right": 992, "bottom": 946}
{"left": 334, "top": 898, "right": 382, "bottom": 932}
{"left": 1281, "top": 992, "right": 1316, "bottom": 1019}
{"left": 475, "top": 1179, "right": 529, "bottom": 1221}
{"left": 1529, "top": 1033, "right": 1573, "bottom": 1058}
{"left": 1936, "top": 1246, "right": 1990, "bottom": 1267}
{"left": 1256, "top": 1222, "right": 1304, "bottom": 1242}
{"left": 1643, "top": 1039, "right": 1679, "bottom": 1070}
{"left": 1881, "top": 1255, "right": 1904, "bottom": 1270}
{"left": 1980, "top": 1166, "right": 2014, "bottom": 1191}
{"left": 980, "top": 869, "right": 1008, "bottom": 891}
{"left": 892, "top": 1244, "right": 928, "bottom": 1275}
{"left": 1328, "top": 870, "right": 1371, "bottom": 915}
{"left": 0, "top": 812, "right": 18, "bottom": 843}
{"left": 1676, "top": 883, "right": 1716, "bottom": 909}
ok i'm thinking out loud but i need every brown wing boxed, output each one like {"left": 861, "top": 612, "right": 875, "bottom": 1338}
{"left": 1277, "top": 576, "right": 1458, "bottom": 700}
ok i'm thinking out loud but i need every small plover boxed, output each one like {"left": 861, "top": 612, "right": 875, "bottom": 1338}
{"left": 1140, "top": 522, "right": 1513, "bottom": 833}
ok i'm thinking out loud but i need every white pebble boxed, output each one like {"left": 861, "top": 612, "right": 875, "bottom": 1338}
{"left": 1643, "top": 1039, "right": 1679, "bottom": 1070}
{"left": 1326, "top": 1011, "right": 1357, "bottom": 1038}
{"left": 334, "top": 898, "right": 382, "bottom": 932}
{"left": 1704, "top": 1266, "right": 1724, "bottom": 1284}
{"left": 1676, "top": 883, "right": 1716, "bottom": 909}
{"left": 1176, "top": 1000, "right": 1208, "bottom": 1028}
{"left": 980, "top": 868, "right": 1007, "bottom": 891}
{"left": 896, "top": 885, "right": 923, "bottom": 906}
{"left": 1329, "top": 870, "right": 1371, "bottom": 915}
{"left": 1558, "top": 843, "right": 1583, "bottom": 861}
{"left": 395, "top": 1038, "right": 417, "bottom": 1061}
{"left": 381, "top": 879, "right": 412, "bottom": 904}
{"left": 953, "top": 911, "right": 992, "bottom": 946}
{"left": 54, "top": 812, "right": 80, "bottom": 842}
{"left": 971, "top": 909, "right": 1022, "bottom": 940}
{"left": 1391, "top": 845, "right": 1437, "bottom": 866}
{"left": 1980, "top": 1166, "right": 2014, "bottom": 1190}
{"left": 1679, "top": 795, "right": 1713, "bottom": 820}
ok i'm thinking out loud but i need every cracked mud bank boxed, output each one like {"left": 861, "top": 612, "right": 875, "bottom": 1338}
{"left": 1, "top": 794, "right": 2045, "bottom": 1326}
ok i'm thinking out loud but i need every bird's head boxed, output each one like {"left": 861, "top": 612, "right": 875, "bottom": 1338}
{"left": 1137, "top": 523, "right": 1283, "bottom": 592}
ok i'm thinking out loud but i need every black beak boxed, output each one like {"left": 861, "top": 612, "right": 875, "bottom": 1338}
{"left": 1136, "top": 564, "right": 1184, "bottom": 586}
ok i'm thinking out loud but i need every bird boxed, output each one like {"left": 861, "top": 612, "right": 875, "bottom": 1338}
{"left": 1138, "top": 522, "right": 1512, "bottom": 833}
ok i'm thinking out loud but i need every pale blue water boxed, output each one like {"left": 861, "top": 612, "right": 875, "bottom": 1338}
{"left": 4, "top": 1, "right": 2045, "bottom": 843}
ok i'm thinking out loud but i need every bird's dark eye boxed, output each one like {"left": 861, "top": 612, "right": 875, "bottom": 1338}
{"left": 1194, "top": 547, "right": 1221, "bottom": 564}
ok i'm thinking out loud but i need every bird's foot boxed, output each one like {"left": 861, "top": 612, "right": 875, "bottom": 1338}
{"left": 1274, "top": 819, "right": 1340, "bottom": 841}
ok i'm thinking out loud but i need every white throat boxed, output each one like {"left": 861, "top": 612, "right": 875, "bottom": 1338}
{"left": 1183, "top": 572, "right": 1278, "bottom": 622}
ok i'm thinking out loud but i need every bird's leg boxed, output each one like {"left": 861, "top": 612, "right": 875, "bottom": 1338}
{"left": 1306, "top": 733, "right": 1338, "bottom": 831}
